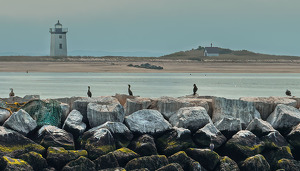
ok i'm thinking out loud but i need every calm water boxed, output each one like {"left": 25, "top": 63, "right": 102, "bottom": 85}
{"left": 0, "top": 72, "right": 299, "bottom": 99}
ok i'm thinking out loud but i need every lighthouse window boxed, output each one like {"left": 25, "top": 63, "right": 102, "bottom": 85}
{"left": 59, "top": 35, "right": 62, "bottom": 39}
{"left": 59, "top": 44, "right": 62, "bottom": 49}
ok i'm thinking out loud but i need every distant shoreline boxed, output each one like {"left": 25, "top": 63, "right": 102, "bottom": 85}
{"left": 1, "top": 61, "right": 300, "bottom": 73}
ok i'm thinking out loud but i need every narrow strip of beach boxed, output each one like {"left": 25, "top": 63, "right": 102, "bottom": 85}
{"left": 1, "top": 61, "right": 300, "bottom": 73}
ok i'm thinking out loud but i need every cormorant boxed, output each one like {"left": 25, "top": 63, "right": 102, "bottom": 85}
{"left": 9, "top": 88, "right": 15, "bottom": 97}
{"left": 128, "top": 84, "right": 133, "bottom": 96}
{"left": 193, "top": 84, "right": 198, "bottom": 95}
{"left": 286, "top": 89, "right": 291, "bottom": 96}
{"left": 87, "top": 86, "right": 92, "bottom": 98}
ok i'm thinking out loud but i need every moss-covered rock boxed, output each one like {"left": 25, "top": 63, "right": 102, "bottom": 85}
{"left": 46, "top": 147, "right": 88, "bottom": 170}
{"left": 125, "top": 155, "right": 168, "bottom": 171}
{"left": 129, "top": 134, "right": 157, "bottom": 156}
{"left": 215, "top": 156, "right": 239, "bottom": 171}
{"left": 156, "top": 163, "right": 184, "bottom": 171}
{"left": 62, "top": 156, "right": 96, "bottom": 171}
{"left": 277, "top": 158, "right": 300, "bottom": 171}
{"left": 0, "top": 126, "right": 46, "bottom": 158}
{"left": 81, "top": 128, "right": 116, "bottom": 160}
{"left": 156, "top": 128, "right": 196, "bottom": 156}
{"left": 112, "top": 147, "right": 139, "bottom": 167}
{"left": 19, "top": 151, "right": 48, "bottom": 171}
{"left": 224, "top": 130, "right": 264, "bottom": 162}
{"left": 185, "top": 148, "right": 220, "bottom": 170}
{"left": 168, "top": 151, "right": 204, "bottom": 171}
{"left": 262, "top": 146, "right": 294, "bottom": 170}
{"left": 261, "top": 131, "right": 289, "bottom": 149}
{"left": 94, "top": 152, "right": 119, "bottom": 170}
{"left": 240, "top": 154, "right": 270, "bottom": 171}
{"left": 0, "top": 156, "right": 34, "bottom": 171}
{"left": 168, "top": 151, "right": 190, "bottom": 170}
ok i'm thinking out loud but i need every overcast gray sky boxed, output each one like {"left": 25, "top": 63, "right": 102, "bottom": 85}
{"left": 0, "top": 0, "right": 299, "bottom": 56}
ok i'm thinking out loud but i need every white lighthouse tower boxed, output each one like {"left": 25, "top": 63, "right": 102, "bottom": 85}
{"left": 49, "top": 20, "right": 68, "bottom": 56}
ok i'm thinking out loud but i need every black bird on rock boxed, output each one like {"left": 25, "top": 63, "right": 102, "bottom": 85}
{"left": 87, "top": 86, "right": 92, "bottom": 98}
{"left": 9, "top": 88, "right": 15, "bottom": 97}
{"left": 193, "top": 84, "right": 198, "bottom": 96}
{"left": 128, "top": 84, "right": 133, "bottom": 96}
{"left": 286, "top": 89, "right": 291, "bottom": 96}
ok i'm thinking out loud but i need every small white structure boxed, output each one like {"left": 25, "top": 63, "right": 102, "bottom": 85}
{"left": 204, "top": 43, "right": 219, "bottom": 57}
{"left": 49, "top": 20, "right": 68, "bottom": 56}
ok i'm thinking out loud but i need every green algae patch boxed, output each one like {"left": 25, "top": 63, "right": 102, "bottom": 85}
{"left": 263, "top": 141, "right": 280, "bottom": 149}
{"left": 81, "top": 131, "right": 116, "bottom": 160}
{"left": 125, "top": 155, "right": 168, "bottom": 171}
{"left": 47, "top": 147, "right": 87, "bottom": 158}
{"left": 0, "top": 143, "right": 45, "bottom": 158}
{"left": 236, "top": 143, "right": 264, "bottom": 154}
{"left": 156, "top": 131, "right": 196, "bottom": 156}
{"left": 19, "top": 151, "right": 48, "bottom": 171}
{"left": 216, "top": 156, "right": 239, "bottom": 171}
{"left": 116, "top": 147, "right": 137, "bottom": 154}
{"left": 262, "top": 146, "right": 294, "bottom": 170}
{"left": 185, "top": 148, "right": 220, "bottom": 170}
{"left": 0, "top": 156, "right": 33, "bottom": 171}
{"left": 277, "top": 158, "right": 300, "bottom": 170}
{"left": 168, "top": 151, "right": 200, "bottom": 171}
{"left": 98, "top": 145, "right": 115, "bottom": 154}
{"left": 47, "top": 147, "right": 88, "bottom": 170}
{"left": 47, "top": 146, "right": 68, "bottom": 155}
{"left": 69, "top": 150, "right": 88, "bottom": 156}
{"left": 277, "top": 159, "right": 285, "bottom": 164}
{"left": 225, "top": 140, "right": 265, "bottom": 162}
{"left": 3, "top": 156, "right": 28, "bottom": 165}
{"left": 284, "top": 146, "right": 293, "bottom": 156}
{"left": 85, "top": 143, "right": 116, "bottom": 160}
{"left": 112, "top": 147, "right": 140, "bottom": 167}
{"left": 240, "top": 154, "right": 270, "bottom": 171}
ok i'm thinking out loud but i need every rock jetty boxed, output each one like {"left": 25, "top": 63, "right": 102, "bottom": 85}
{"left": 0, "top": 95, "right": 300, "bottom": 171}
{"left": 127, "top": 63, "right": 163, "bottom": 70}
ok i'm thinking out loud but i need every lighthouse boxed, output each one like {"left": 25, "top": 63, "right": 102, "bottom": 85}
{"left": 49, "top": 20, "right": 68, "bottom": 56}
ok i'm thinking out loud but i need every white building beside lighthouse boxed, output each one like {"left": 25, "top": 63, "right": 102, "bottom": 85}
{"left": 49, "top": 20, "right": 68, "bottom": 56}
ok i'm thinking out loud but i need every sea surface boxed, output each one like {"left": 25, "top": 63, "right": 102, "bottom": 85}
{"left": 0, "top": 72, "right": 299, "bottom": 99}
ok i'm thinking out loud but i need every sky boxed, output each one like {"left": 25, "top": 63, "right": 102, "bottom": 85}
{"left": 0, "top": 0, "right": 299, "bottom": 57}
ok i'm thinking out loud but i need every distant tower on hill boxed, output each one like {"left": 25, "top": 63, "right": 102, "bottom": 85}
{"left": 49, "top": 20, "right": 68, "bottom": 56}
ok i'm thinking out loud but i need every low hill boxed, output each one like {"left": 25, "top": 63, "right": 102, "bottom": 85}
{"left": 160, "top": 46, "right": 300, "bottom": 62}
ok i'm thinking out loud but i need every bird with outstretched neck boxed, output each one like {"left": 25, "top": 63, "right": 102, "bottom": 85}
{"left": 193, "top": 84, "right": 198, "bottom": 96}
{"left": 128, "top": 84, "right": 133, "bottom": 96}
{"left": 87, "top": 86, "right": 92, "bottom": 98}
{"left": 286, "top": 89, "right": 291, "bottom": 96}
{"left": 9, "top": 88, "right": 15, "bottom": 97}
